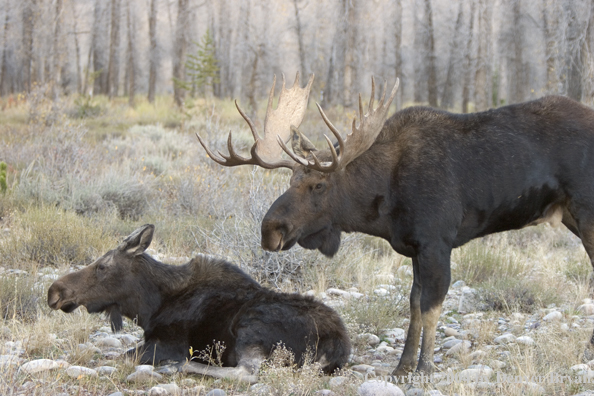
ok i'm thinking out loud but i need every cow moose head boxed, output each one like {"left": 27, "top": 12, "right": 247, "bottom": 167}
{"left": 196, "top": 73, "right": 399, "bottom": 257}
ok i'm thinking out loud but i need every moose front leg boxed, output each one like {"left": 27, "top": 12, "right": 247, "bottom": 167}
{"left": 416, "top": 248, "right": 451, "bottom": 374}
{"left": 393, "top": 257, "right": 422, "bottom": 377}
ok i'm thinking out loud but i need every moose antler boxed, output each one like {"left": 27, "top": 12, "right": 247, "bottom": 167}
{"left": 278, "top": 77, "right": 400, "bottom": 172}
{"left": 195, "top": 73, "right": 314, "bottom": 170}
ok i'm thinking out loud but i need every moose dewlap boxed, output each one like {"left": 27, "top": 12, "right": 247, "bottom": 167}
{"left": 47, "top": 224, "right": 350, "bottom": 383}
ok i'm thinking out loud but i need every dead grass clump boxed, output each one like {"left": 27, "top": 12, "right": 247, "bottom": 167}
{"left": 0, "top": 274, "right": 41, "bottom": 322}
{"left": 0, "top": 206, "right": 116, "bottom": 267}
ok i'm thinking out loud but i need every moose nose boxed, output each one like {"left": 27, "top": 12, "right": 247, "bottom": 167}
{"left": 47, "top": 283, "right": 63, "bottom": 310}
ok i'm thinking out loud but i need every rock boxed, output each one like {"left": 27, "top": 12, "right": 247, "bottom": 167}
{"left": 377, "top": 345, "right": 395, "bottom": 354}
{"left": 516, "top": 336, "right": 535, "bottom": 346}
{"left": 579, "top": 304, "right": 594, "bottom": 316}
{"left": 458, "top": 288, "right": 480, "bottom": 313}
{"left": 126, "top": 370, "right": 164, "bottom": 383}
{"left": 490, "top": 359, "right": 506, "bottom": 369}
{"left": 405, "top": 388, "right": 424, "bottom": 396}
{"left": 443, "top": 327, "right": 460, "bottom": 337}
{"left": 97, "top": 366, "right": 118, "bottom": 376}
{"left": 250, "top": 384, "right": 273, "bottom": 395}
{"left": 107, "top": 393, "right": 124, "bottom": 396}
{"left": 351, "top": 364, "right": 375, "bottom": 374}
{"left": 19, "top": 359, "right": 69, "bottom": 374}
{"left": 518, "top": 381, "right": 545, "bottom": 395}
{"left": 206, "top": 390, "right": 227, "bottom": 396}
{"left": 118, "top": 334, "right": 139, "bottom": 346}
{"left": 315, "top": 391, "right": 337, "bottom": 396}
{"left": 326, "top": 288, "right": 351, "bottom": 298}
{"left": 571, "top": 364, "right": 590, "bottom": 372}
{"left": 148, "top": 383, "right": 180, "bottom": 395}
{"left": 156, "top": 365, "right": 178, "bottom": 375}
{"left": 442, "top": 339, "right": 463, "bottom": 349}
{"left": 543, "top": 311, "right": 562, "bottom": 322}
{"left": 66, "top": 366, "right": 99, "bottom": 378}
{"left": 358, "top": 333, "right": 381, "bottom": 346}
{"left": 0, "top": 354, "right": 20, "bottom": 369}
{"left": 445, "top": 340, "right": 471, "bottom": 356}
{"left": 452, "top": 280, "right": 466, "bottom": 289}
{"left": 96, "top": 337, "right": 122, "bottom": 348}
{"left": 329, "top": 376, "right": 348, "bottom": 389}
{"left": 358, "top": 380, "right": 404, "bottom": 396}
{"left": 383, "top": 328, "right": 406, "bottom": 342}
{"left": 374, "top": 288, "right": 389, "bottom": 296}
{"left": 469, "top": 350, "right": 486, "bottom": 360}
{"left": 493, "top": 333, "right": 516, "bottom": 344}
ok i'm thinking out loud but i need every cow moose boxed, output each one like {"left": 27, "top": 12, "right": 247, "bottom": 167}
{"left": 197, "top": 72, "right": 594, "bottom": 375}
{"left": 47, "top": 224, "right": 351, "bottom": 383}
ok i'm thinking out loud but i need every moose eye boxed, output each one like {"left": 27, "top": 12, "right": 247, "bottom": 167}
{"left": 315, "top": 184, "right": 323, "bottom": 190}
{"left": 97, "top": 263, "right": 107, "bottom": 271}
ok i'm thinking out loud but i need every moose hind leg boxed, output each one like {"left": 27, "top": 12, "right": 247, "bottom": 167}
{"left": 393, "top": 257, "right": 422, "bottom": 377}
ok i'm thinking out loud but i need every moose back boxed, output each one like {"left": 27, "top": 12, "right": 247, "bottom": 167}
{"left": 47, "top": 224, "right": 351, "bottom": 382}
{"left": 197, "top": 73, "right": 594, "bottom": 375}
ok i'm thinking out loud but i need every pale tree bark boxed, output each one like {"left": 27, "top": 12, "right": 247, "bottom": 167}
{"left": 0, "top": 0, "right": 10, "bottom": 95}
{"left": 424, "top": 0, "right": 437, "bottom": 107}
{"left": 462, "top": 0, "right": 476, "bottom": 113}
{"left": 172, "top": 0, "right": 189, "bottom": 107}
{"left": 510, "top": 0, "right": 525, "bottom": 104}
{"left": 107, "top": 0, "right": 121, "bottom": 99}
{"left": 292, "top": 0, "right": 306, "bottom": 78}
{"left": 92, "top": 0, "right": 109, "bottom": 95}
{"left": 323, "top": 0, "right": 347, "bottom": 107}
{"left": 344, "top": 0, "right": 359, "bottom": 107}
{"left": 215, "top": 0, "right": 232, "bottom": 97}
{"left": 474, "top": 0, "right": 492, "bottom": 111}
{"left": 441, "top": 0, "right": 463, "bottom": 110}
{"left": 148, "top": 0, "right": 158, "bottom": 103}
{"left": 125, "top": 0, "right": 136, "bottom": 107}
{"left": 394, "top": 0, "right": 403, "bottom": 110}
{"left": 542, "top": 0, "right": 559, "bottom": 94}
{"left": 51, "top": 0, "right": 63, "bottom": 97}
{"left": 21, "top": 0, "right": 35, "bottom": 93}
{"left": 564, "top": 1, "right": 587, "bottom": 102}
{"left": 71, "top": 1, "right": 82, "bottom": 94}
{"left": 413, "top": 0, "right": 424, "bottom": 103}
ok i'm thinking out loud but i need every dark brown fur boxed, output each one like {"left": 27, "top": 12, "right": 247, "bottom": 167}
{"left": 48, "top": 225, "right": 350, "bottom": 380}
{"left": 260, "top": 95, "right": 594, "bottom": 374}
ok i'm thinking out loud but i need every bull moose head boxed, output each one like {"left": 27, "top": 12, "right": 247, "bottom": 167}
{"left": 196, "top": 73, "right": 399, "bottom": 257}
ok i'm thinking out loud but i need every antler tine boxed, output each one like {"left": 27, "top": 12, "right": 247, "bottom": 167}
{"left": 368, "top": 76, "right": 375, "bottom": 114}
{"left": 235, "top": 100, "right": 260, "bottom": 142}
{"left": 277, "top": 135, "right": 308, "bottom": 166}
{"left": 195, "top": 132, "right": 230, "bottom": 166}
{"left": 315, "top": 103, "right": 346, "bottom": 156}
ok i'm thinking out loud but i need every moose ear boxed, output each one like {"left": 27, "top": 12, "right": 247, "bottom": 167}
{"left": 291, "top": 125, "right": 317, "bottom": 158}
{"left": 118, "top": 224, "right": 154, "bottom": 256}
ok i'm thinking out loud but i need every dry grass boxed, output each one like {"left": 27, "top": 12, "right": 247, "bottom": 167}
{"left": 1, "top": 94, "right": 594, "bottom": 395}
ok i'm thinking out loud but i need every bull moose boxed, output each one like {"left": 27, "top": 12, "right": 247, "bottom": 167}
{"left": 197, "top": 73, "right": 594, "bottom": 375}
{"left": 47, "top": 224, "right": 350, "bottom": 382}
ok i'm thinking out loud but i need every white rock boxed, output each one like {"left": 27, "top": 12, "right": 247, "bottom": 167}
{"left": 459, "top": 367, "right": 492, "bottom": 381}
{"left": 148, "top": 387, "right": 169, "bottom": 396}
{"left": 358, "top": 380, "right": 405, "bottom": 396}
{"left": 445, "top": 341, "right": 471, "bottom": 356}
{"left": 329, "top": 376, "right": 348, "bottom": 389}
{"left": 376, "top": 345, "right": 395, "bottom": 354}
{"left": 382, "top": 328, "right": 406, "bottom": 342}
{"left": 490, "top": 359, "right": 506, "bottom": 369}
{"left": 118, "top": 334, "right": 139, "bottom": 346}
{"left": 443, "top": 327, "right": 460, "bottom": 337}
{"left": 149, "top": 383, "right": 180, "bottom": 395}
{"left": 19, "top": 359, "right": 69, "bottom": 374}
{"left": 97, "top": 366, "right": 118, "bottom": 376}
{"left": 493, "top": 333, "right": 516, "bottom": 344}
{"left": 579, "top": 304, "right": 594, "bottom": 316}
{"left": 351, "top": 364, "right": 375, "bottom": 374}
{"left": 127, "top": 370, "right": 164, "bottom": 383}
{"left": 350, "top": 292, "right": 364, "bottom": 299}
{"left": 96, "top": 337, "right": 122, "bottom": 348}
{"left": 0, "top": 354, "right": 20, "bottom": 369}
{"left": 516, "top": 336, "right": 535, "bottom": 346}
{"left": 326, "top": 288, "right": 351, "bottom": 298}
{"left": 543, "top": 311, "right": 562, "bottom": 321}
{"left": 443, "top": 339, "right": 463, "bottom": 349}
{"left": 358, "top": 333, "right": 380, "bottom": 346}
{"left": 374, "top": 288, "right": 389, "bottom": 296}
{"left": 571, "top": 364, "right": 590, "bottom": 372}
{"left": 66, "top": 366, "right": 98, "bottom": 378}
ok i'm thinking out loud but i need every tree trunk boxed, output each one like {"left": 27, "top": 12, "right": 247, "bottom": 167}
{"left": 441, "top": 0, "right": 463, "bottom": 110}
{"left": 107, "top": 0, "right": 121, "bottom": 99}
{"left": 510, "top": 0, "right": 525, "bottom": 104}
{"left": 92, "top": 0, "right": 108, "bottom": 95}
{"left": 126, "top": 0, "right": 135, "bottom": 107}
{"left": 565, "top": 1, "right": 584, "bottom": 102}
{"left": 52, "top": 0, "right": 63, "bottom": 98}
{"left": 474, "top": 0, "right": 492, "bottom": 111}
{"left": 292, "top": 0, "right": 306, "bottom": 78}
{"left": 413, "top": 0, "right": 424, "bottom": 103}
{"left": 21, "top": 0, "right": 35, "bottom": 93}
{"left": 542, "top": 0, "right": 559, "bottom": 94}
{"left": 0, "top": 0, "right": 10, "bottom": 96}
{"left": 172, "top": 0, "right": 189, "bottom": 107}
{"left": 394, "top": 0, "right": 403, "bottom": 110}
{"left": 462, "top": 0, "right": 476, "bottom": 113}
{"left": 424, "top": 0, "right": 437, "bottom": 107}
{"left": 148, "top": 0, "right": 157, "bottom": 103}
{"left": 71, "top": 1, "right": 82, "bottom": 95}
{"left": 344, "top": 0, "right": 358, "bottom": 106}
